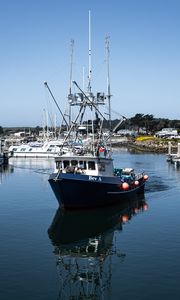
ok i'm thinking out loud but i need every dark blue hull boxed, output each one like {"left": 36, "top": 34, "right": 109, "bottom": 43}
{"left": 49, "top": 172, "right": 145, "bottom": 209}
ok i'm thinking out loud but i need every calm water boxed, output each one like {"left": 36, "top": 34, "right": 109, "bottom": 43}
{"left": 0, "top": 149, "right": 180, "bottom": 300}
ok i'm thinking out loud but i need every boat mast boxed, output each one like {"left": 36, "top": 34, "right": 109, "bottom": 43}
{"left": 88, "top": 10, "right": 92, "bottom": 93}
{"left": 87, "top": 10, "right": 95, "bottom": 153}
{"left": 54, "top": 114, "right": 57, "bottom": 139}
{"left": 43, "top": 109, "right": 49, "bottom": 140}
{"left": 43, "top": 109, "right": 46, "bottom": 141}
{"left": 69, "top": 39, "right": 74, "bottom": 127}
{"left": 105, "top": 36, "right": 111, "bottom": 132}
{"left": 69, "top": 39, "right": 74, "bottom": 95}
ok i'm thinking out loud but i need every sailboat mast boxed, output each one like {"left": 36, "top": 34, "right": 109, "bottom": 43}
{"left": 88, "top": 10, "right": 92, "bottom": 93}
{"left": 69, "top": 39, "right": 74, "bottom": 127}
{"left": 105, "top": 36, "right": 111, "bottom": 132}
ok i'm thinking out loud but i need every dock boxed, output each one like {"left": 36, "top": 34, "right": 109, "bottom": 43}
{"left": 167, "top": 142, "right": 180, "bottom": 167}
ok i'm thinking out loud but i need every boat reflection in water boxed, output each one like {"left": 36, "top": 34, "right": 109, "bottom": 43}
{"left": 48, "top": 196, "right": 148, "bottom": 300}
{"left": 0, "top": 164, "right": 14, "bottom": 184}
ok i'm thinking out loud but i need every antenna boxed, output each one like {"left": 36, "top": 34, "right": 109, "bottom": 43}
{"left": 88, "top": 10, "right": 92, "bottom": 92}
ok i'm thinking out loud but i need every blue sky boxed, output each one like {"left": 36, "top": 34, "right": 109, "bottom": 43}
{"left": 0, "top": 0, "right": 180, "bottom": 127}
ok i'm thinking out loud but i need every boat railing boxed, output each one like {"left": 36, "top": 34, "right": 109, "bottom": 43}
{"left": 135, "top": 172, "right": 145, "bottom": 180}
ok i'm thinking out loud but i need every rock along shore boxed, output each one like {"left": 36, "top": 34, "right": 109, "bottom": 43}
{"left": 111, "top": 138, "right": 178, "bottom": 154}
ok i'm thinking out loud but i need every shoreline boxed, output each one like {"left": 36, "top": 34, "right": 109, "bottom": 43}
{"left": 112, "top": 140, "right": 178, "bottom": 154}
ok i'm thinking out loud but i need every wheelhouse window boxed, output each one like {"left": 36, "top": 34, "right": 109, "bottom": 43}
{"left": 79, "top": 160, "right": 86, "bottom": 169}
{"left": 88, "top": 161, "right": 95, "bottom": 170}
{"left": 56, "top": 160, "right": 62, "bottom": 169}
{"left": 63, "top": 160, "right": 70, "bottom": 168}
{"left": 71, "top": 160, "right": 78, "bottom": 166}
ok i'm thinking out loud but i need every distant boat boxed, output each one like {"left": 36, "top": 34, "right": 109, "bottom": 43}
{"left": 8, "top": 139, "right": 70, "bottom": 158}
{"left": 48, "top": 13, "right": 148, "bottom": 209}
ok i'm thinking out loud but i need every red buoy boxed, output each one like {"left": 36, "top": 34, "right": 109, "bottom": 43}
{"left": 143, "top": 204, "right": 148, "bottom": 211}
{"left": 143, "top": 174, "right": 149, "bottom": 181}
{"left": 122, "top": 214, "right": 129, "bottom": 223}
{"left": 134, "top": 180, "right": 139, "bottom": 186}
{"left": 122, "top": 182, "right": 129, "bottom": 190}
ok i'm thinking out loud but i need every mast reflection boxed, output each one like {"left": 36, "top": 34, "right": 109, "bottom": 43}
{"left": 48, "top": 196, "right": 148, "bottom": 299}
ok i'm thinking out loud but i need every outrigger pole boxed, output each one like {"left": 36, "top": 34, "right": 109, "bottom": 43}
{"left": 44, "top": 81, "right": 69, "bottom": 127}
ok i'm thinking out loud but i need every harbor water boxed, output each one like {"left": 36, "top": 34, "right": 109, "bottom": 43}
{"left": 0, "top": 149, "right": 180, "bottom": 300}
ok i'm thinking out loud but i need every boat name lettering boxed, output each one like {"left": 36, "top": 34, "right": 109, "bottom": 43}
{"left": 89, "top": 176, "right": 102, "bottom": 181}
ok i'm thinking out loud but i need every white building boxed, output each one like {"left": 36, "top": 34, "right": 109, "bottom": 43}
{"left": 155, "top": 128, "right": 178, "bottom": 138}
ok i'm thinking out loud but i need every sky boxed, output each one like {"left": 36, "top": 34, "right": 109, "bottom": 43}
{"left": 0, "top": 0, "right": 180, "bottom": 127}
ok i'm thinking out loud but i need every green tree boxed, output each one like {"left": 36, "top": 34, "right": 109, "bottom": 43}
{"left": 129, "top": 114, "right": 144, "bottom": 132}
{"left": 0, "top": 126, "right": 3, "bottom": 135}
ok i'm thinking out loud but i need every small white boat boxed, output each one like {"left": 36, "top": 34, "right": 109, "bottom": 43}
{"left": 8, "top": 140, "right": 66, "bottom": 158}
{"left": 8, "top": 138, "right": 84, "bottom": 158}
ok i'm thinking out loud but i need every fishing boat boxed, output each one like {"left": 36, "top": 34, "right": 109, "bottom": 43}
{"left": 48, "top": 12, "right": 148, "bottom": 209}
{"left": 49, "top": 141, "right": 148, "bottom": 209}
